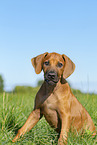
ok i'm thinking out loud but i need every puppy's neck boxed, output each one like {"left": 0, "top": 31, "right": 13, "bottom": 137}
{"left": 60, "top": 77, "right": 67, "bottom": 84}
{"left": 44, "top": 81, "right": 56, "bottom": 93}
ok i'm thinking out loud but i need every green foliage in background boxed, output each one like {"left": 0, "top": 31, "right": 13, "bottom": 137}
{"left": 37, "top": 80, "right": 44, "bottom": 87}
{"left": 0, "top": 75, "right": 4, "bottom": 93}
{"left": 13, "top": 86, "right": 39, "bottom": 94}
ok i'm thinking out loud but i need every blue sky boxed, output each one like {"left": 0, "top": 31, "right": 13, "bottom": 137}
{"left": 0, "top": 0, "right": 97, "bottom": 93}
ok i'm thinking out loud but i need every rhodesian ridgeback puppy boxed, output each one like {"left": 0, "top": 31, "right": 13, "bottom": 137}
{"left": 12, "top": 52, "right": 96, "bottom": 144}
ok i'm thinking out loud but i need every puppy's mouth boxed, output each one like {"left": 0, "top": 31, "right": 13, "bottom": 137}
{"left": 44, "top": 71, "right": 59, "bottom": 85}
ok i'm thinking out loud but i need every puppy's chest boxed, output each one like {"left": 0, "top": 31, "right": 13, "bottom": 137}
{"left": 41, "top": 93, "right": 58, "bottom": 110}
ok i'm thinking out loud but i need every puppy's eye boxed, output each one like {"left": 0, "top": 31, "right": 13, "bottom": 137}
{"left": 57, "top": 62, "right": 63, "bottom": 68}
{"left": 44, "top": 61, "right": 49, "bottom": 66}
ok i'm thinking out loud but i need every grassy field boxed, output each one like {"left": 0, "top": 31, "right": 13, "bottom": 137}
{"left": 0, "top": 88, "right": 97, "bottom": 145}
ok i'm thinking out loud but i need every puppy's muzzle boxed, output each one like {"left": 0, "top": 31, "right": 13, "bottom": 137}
{"left": 44, "top": 71, "right": 59, "bottom": 85}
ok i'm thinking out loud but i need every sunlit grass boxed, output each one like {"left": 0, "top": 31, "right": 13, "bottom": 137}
{"left": 0, "top": 89, "right": 97, "bottom": 144}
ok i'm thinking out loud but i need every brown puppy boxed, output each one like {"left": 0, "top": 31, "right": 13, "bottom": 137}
{"left": 12, "top": 52, "right": 96, "bottom": 144}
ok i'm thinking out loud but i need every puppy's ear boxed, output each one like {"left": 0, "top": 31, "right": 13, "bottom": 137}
{"left": 62, "top": 54, "right": 75, "bottom": 79}
{"left": 31, "top": 52, "right": 48, "bottom": 74}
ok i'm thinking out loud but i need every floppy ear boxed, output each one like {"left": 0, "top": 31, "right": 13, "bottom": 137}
{"left": 62, "top": 54, "right": 75, "bottom": 79}
{"left": 31, "top": 52, "right": 48, "bottom": 74}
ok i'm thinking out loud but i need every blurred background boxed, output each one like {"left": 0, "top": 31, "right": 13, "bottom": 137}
{"left": 0, "top": 0, "right": 97, "bottom": 93}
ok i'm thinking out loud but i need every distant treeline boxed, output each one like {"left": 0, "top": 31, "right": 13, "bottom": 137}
{"left": 13, "top": 85, "right": 83, "bottom": 95}
{"left": 0, "top": 75, "right": 94, "bottom": 95}
{"left": 13, "top": 86, "right": 39, "bottom": 94}
{"left": 13, "top": 80, "right": 43, "bottom": 94}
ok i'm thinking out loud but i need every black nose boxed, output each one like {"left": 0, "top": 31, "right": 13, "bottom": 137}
{"left": 48, "top": 71, "right": 56, "bottom": 79}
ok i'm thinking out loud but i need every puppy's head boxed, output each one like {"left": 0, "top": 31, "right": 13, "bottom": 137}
{"left": 31, "top": 52, "right": 75, "bottom": 85}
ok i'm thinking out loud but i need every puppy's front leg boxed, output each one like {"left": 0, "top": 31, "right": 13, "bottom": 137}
{"left": 58, "top": 115, "right": 70, "bottom": 145}
{"left": 12, "top": 108, "right": 42, "bottom": 142}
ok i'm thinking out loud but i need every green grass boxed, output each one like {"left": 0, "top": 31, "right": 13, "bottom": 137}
{"left": 0, "top": 89, "right": 97, "bottom": 145}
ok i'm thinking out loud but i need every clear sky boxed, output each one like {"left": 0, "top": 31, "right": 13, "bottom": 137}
{"left": 0, "top": 0, "right": 97, "bottom": 93}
